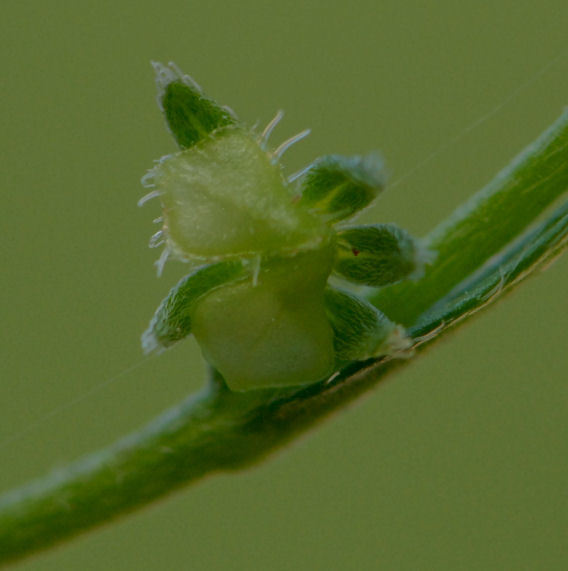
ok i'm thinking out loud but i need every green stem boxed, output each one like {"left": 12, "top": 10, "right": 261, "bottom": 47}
{"left": 1, "top": 111, "right": 567, "bottom": 567}
{"left": 372, "top": 109, "right": 568, "bottom": 324}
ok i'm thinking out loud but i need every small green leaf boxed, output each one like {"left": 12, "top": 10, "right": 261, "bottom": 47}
{"left": 324, "top": 286, "right": 409, "bottom": 363}
{"left": 297, "top": 153, "right": 385, "bottom": 222}
{"left": 334, "top": 224, "right": 432, "bottom": 286}
{"left": 142, "top": 260, "right": 247, "bottom": 353}
{"left": 152, "top": 61, "right": 236, "bottom": 149}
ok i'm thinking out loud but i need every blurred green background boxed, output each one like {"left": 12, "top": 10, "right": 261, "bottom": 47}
{"left": 2, "top": 1, "right": 567, "bottom": 569}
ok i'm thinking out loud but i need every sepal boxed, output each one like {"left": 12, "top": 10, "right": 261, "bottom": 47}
{"left": 152, "top": 61, "right": 237, "bottom": 149}
{"left": 324, "top": 286, "right": 410, "bottom": 363}
{"left": 142, "top": 260, "right": 247, "bottom": 353}
{"left": 297, "top": 153, "right": 385, "bottom": 222}
{"left": 333, "top": 224, "right": 433, "bottom": 286}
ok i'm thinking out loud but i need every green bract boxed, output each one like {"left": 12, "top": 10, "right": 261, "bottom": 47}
{"left": 141, "top": 260, "right": 248, "bottom": 353}
{"left": 324, "top": 286, "right": 410, "bottom": 363}
{"left": 141, "top": 62, "right": 433, "bottom": 391}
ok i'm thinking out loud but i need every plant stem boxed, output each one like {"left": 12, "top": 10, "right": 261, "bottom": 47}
{"left": 1, "top": 111, "right": 567, "bottom": 567}
{"left": 373, "top": 109, "right": 568, "bottom": 324}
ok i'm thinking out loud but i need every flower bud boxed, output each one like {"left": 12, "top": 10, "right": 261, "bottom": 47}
{"left": 333, "top": 224, "right": 432, "bottom": 287}
{"left": 324, "top": 286, "right": 410, "bottom": 362}
{"left": 142, "top": 260, "right": 246, "bottom": 353}
{"left": 152, "top": 61, "right": 236, "bottom": 149}
{"left": 297, "top": 153, "right": 386, "bottom": 222}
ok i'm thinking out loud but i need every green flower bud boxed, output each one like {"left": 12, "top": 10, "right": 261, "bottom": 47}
{"left": 142, "top": 260, "right": 247, "bottom": 353}
{"left": 324, "top": 286, "right": 410, "bottom": 363}
{"left": 297, "top": 153, "right": 386, "bottom": 222}
{"left": 141, "top": 63, "right": 422, "bottom": 391}
{"left": 152, "top": 61, "right": 236, "bottom": 149}
{"left": 333, "top": 224, "right": 432, "bottom": 287}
